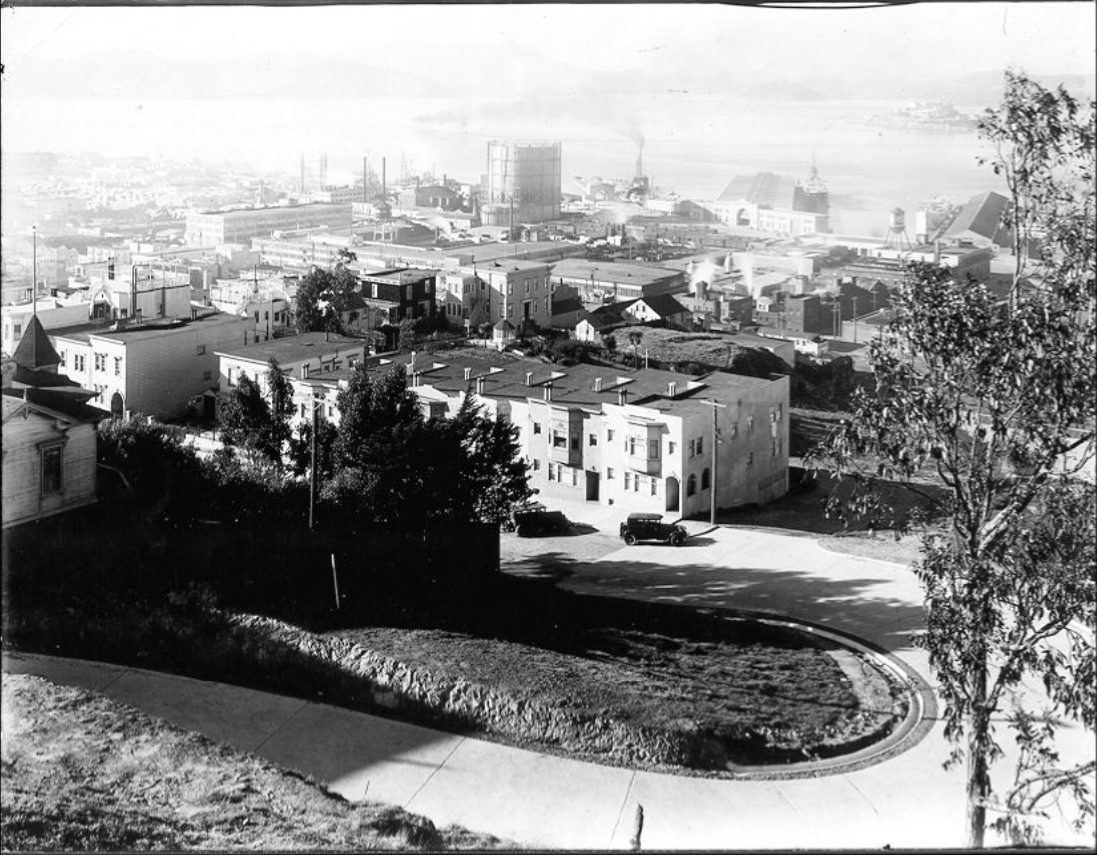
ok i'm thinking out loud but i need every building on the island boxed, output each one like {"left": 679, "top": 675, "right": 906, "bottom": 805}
{"left": 2, "top": 316, "right": 101, "bottom": 527}
{"left": 184, "top": 203, "right": 354, "bottom": 247}
{"left": 52, "top": 313, "right": 250, "bottom": 419}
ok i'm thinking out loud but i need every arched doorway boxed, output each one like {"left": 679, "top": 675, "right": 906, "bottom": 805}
{"left": 665, "top": 476, "right": 680, "bottom": 512}
{"left": 110, "top": 392, "right": 124, "bottom": 419}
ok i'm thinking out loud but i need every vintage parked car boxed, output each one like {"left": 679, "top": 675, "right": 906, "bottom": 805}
{"left": 619, "top": 512, "right": 688, "bottom": 546}
{"left": 503, "top": 503, "right": 571, "bottom": 537}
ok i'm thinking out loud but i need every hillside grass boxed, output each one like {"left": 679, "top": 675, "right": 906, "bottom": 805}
{"left": 0, "top": 673, "right": 508, "bottom": 851}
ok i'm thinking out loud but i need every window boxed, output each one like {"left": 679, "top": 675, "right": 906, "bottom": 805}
{"left": 697, "top": 436, "right": 704, "bottom": 455}
{"left": 228, "top": 367, "right": 238, "bottom": 387}
{"left": 254, "top": 311, "right": 259, "bottom": 323}
{"left": 533, "top": 422, "right": 541, "bottom": 435}
{"left": 548, "top": 464, "right": 555, "bottom": 481}
{"left": 524, "top": 278, "right": 530, "bottom": 293}
{"left": 589, "top": 434, "right": 597, "bottom": 446}
{"left": 94, "top": 353, "right": 106, "bottom": 371}
{"left": 552, "top": 431, "right": 567, "bottom": 448}
{"left": 203, "top": 370, "right": 212, "bottom": 381}
{"left": 606, "top": 467, "right": 615, "bottom": 480}
{"left": 506, "top": 304, "right": 513, "bottom": 318}
{"left": 747, "top": 452, "right": 754, "bottom": 467}
{"left": 607, "top": 429, "right": 615, "bottom": 442}
{"left": 650, "top": 479, "right": 658, "bottom": 496}
{"left": 624, "top": 472, "right": 631, "bottom": 490}
{"left": 668, "top": 441, "right": 676, "bottom": 455}
{"left": 572, "top": 468, "right": 579, "bottom": 486}
{"left": 702, "top": 468, "right": 711, "bottom": 490}
{"left": 687, "top": 474, "right": 697, "bottom": 496}
{"left": 59, "top": 351, "right": 66, "bottom": 368}
{"left": 688, "top": 439, "right": 695, "bottom": 458}
{"left": 508, "top": 282, "right": 514, "bottom": 295}
{"left": 633, "top": 475, "right": 640, "bottom": 493}
{"left": 40, "top": 445, "right": 63, "bottom": 495}
{"left": 532, "top": 459, "right": 541, "bottom": 471}
{"left": 114, "top": 357, "right": 121, "bottom": 376}
{"left": 196, "top": 345, "right": 206, "bottom": 356}
{"left": 648, "top": 442, "right": 659, "bottom": 460}
{"left": 13, "top": 323, "right": 22, "bottom": 337}
{"left": 570, "top": 436, "right": 579, "bottom": 451}
{"left": 73, "top": 354, "right": 85, "bottom": 372}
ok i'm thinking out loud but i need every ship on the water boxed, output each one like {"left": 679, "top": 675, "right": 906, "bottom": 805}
{"left": 796, "top": 162, "right": 829, "bottom": 216}
{"left": 866, "top": 99, "right": 978, "bottom": 133}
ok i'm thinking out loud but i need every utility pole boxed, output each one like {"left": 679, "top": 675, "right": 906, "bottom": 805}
{"left": 308, "top": 391, "right": 319, "bottom": 531}
{"left": 31, "top": 225, "right": 37, "bottom": 318}
{"left": 698, "top": 398, "right": 727, "bottom": 526}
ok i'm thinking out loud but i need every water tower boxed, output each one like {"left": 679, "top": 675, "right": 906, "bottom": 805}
{"left": 882, "top": 207, "right": 913, "bottom": 252}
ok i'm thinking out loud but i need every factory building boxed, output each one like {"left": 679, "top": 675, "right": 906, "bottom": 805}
{"left": 184, "top": 204, "right": 353, "bottom": 247}
{"left": 481, "top": 141, "right": 562, "bottom": 227}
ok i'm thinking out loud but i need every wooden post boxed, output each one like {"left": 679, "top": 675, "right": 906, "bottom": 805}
{"left": 331, "top": 553, "right": 340, "bottom": 609}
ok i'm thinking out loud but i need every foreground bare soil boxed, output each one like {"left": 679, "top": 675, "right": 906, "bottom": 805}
{"left": 0, "top": 673, "right": 508, "bottom": 852}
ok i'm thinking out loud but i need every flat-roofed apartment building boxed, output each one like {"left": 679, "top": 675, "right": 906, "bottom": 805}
{"left": 53, "top": 313, "right": 250, "bottom": 419}
{"left": 185, "top": 204, "right": 353, "bottom": 247}
{"left": 355, "top": 352, "right": 790, "bottom": 517}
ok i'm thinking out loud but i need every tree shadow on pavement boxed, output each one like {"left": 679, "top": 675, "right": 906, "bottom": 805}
{"left": 552, "top": 560, "right": 926, "bottom": 654}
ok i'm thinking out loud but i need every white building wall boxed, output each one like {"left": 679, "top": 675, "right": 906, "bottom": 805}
{"left": 2, "top": 412, "right": 97, "bottom": 527}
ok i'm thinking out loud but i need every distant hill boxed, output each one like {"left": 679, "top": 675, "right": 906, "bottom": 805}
{"left": 739, "top": 80, "right": 826, "bottom": 101}
{"left": 914, "top": 70, "right": 1097, "bottom": 109}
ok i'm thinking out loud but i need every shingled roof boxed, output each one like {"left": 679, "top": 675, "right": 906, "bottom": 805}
{"left": 12, "top": 315, "right": 61, "bottom": 370}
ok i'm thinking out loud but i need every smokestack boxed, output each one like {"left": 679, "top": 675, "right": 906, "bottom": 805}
{"left": 544, "top": 383, "right": 552, "bottom": 402}
{"left": 382, "top": 157, "right": 387, "bottom": 216}
{"left": 362, "top": 156, "right": 368, "bottom": 204}
{"left": 636, "top": 140, "right": 644, "bottom": 182}
{"left": 617, "top": 389, "right": 628, "bottom": 406}
{"left": 476, "top": 376, "right": 485, "bottom": 395}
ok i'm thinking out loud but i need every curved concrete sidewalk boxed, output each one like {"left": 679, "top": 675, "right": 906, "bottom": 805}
{"left": 4, "top": 528, "right": 1093, "bottom": 849}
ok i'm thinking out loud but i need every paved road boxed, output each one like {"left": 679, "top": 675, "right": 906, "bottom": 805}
{"left": 5, "top": 518, "right": 1094, "bottom": 849}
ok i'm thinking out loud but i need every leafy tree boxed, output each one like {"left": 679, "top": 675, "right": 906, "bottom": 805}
{"left": 288, "top": 414, "right": 338, "bottom": 481}
{"left": 450, "top": 395, "right": 535, "bottom": 523}
{"left": 322, "top": 364, "right": 531, "bottom": 528}
{"left": 293, "top": 253, "right": 359, "bottom": 334}
{"left": 628, "top": 330, "right": 644, "bottom": 368}
{"left": 812, "top": 72, "right": 1095, "bottom": 848}
{"left": 603, "top": 333, "right": 617, "bottom": 353}
{"left": 219, "top": 358, "right": 293, "bottom": 467}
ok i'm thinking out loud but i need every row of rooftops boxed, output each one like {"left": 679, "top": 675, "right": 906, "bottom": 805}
{"left": 216, "top": 334, "right": 777, "bottom": 412}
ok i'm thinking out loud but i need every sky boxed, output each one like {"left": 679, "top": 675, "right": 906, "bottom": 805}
{"left": 2, "top": 2, "right": 1095, "bottom": 80}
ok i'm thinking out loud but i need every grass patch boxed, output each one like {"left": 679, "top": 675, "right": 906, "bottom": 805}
{"left": 0, "top": 673, "right": 508, "bottom": 851}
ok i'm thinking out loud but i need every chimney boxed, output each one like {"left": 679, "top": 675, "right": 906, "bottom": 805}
{"left": 668, "top": 381, "right": 677, "bottom": 397}
{"left": 543, "top": 383, "right": 552, "bottom": 402}
{"left": 463, "top": 367, "right": 471, "bottom": 380}
{"left": 476, "top": 376, "right": 485, "bottom": 395}
{"left": 594, "top": 377, "right": 602, "bottom": 392}
{"left": 526, "top": 371, "right": 533, "bottom": 386}
{"left": 617, "top": 389, "right": 628, "bottom": 406}
{"left": 300, "top": 364, "right": 310, "bottom": 379}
